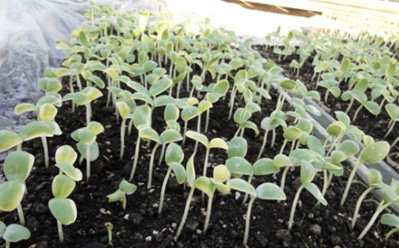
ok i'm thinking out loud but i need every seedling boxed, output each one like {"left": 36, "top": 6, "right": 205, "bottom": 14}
{"left": 195, "top": 165, "right": 230, "bottom": 235}
{"left": 20, "top": 120, "right": 61, "bottom": 168}
{"left": 204, "top": 79, "right": 229, "bottom": 132}
{"left": 107, "top": 179, "right": 137, "bottom": 210}
{"left": 185, "top": 131, "right": 228, "bottom": 177}
{"left": 0, "top": 222, "right": 31, "bottom": 248}
{"left": 63, "top": 86, "right": 103, "bottom": 125}
{"left": 139, "top": 127, "right": 182, "bottom": 189}
{"left": 384, "top": 103, "right": 399, "bottom": 138}
{"left": 227, "top": 179, "right": 286, "bottom": 246}
{"left": 228, "top": 70, "right": 249, "bottom": 120}
{"left": 357, "top": 179, "right": 399, "bottom": 239}
{"left": 3, "top": 151, "right": 35, "bottom": 225}
{"left": 257, "top": 110, "right": 287, "bottom": 158}
{"left": 279, "top": 126, "right": 302, "bottom": 154}
{"left": 71, "top": 121, "right": 104, "bottom": 182}
{"left": 351, "top": 169, "right": 382, "bottom": 229}
{"left": 129, "top": 104, "right": 152, "bottom": 181}
{"left": 340, "top": 141, "right": 390, "bottom": 206}
{"left": 105, "top": 222, "right": 113, "bottom": 245}
{"left": 158, "top": 143, "right": 185, "bottom": 215}
{"left": 116, "top": 101, "right": 135, "bottom": 159}
{"left": 380, "top": 213, "right": 399, "bottom": 239}
{"left": 181, "top": 100, "right": 200, "bottom": 145}
{"left": 175, "top": 156, "right": 196, "bottom": 240}
{"left": 288, "top": 161, "right": 327, "bottom": 230}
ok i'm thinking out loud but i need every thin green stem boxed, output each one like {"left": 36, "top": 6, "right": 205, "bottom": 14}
{"left": 120, "top": 119, "right": 126, "bottom": 159}
{"left": 57, "top": 220, "right": 64, "bottom": 243}
{"left": 203, "top": 190, "right": 215, "bottom": 235}
{"left": 175, "top": 187, "right": 195, "bottom": 240}
{"left": 228, "top": 87, "right": 237, "bottom": 120}
{"left": 351, "top": 187, "right": 374, "bottom": 229}
{"left": 280, "top": 166, "right": 290, "bottom": 191}
{"left": 204, "top": 109, "right": 210, "bottom": 133}
{"left": 243, "top": 197, "right": 256, "bottom": 246}
{"left": 183, "top": 121, "right": 188, "bottom": 145}
{"left": 353, "top": 105, "right": 363, "bottom": 121}
{"left": 129, "top": 135, "right": 141, "bottom": 181}
{"left": 321, "top": 169, "right": 328, "bottom": 197}
{"left": 6, "top": 241, "right": 10, "bottom": 248}
{"left": 69, "top": 77, "right": 75, "bottom": 112}
{"left": 340, "top": 159, "right": 362, "bottom": 206}
{"left": 147, "top": 143, "right": 160, "bottom": 189}
{"left": 358, "top": 201, "right": 393, "bottom": 239}
{"left": 279, "top": 140, "right": 287, "bottom": 154}
{"left": 17, "top": 203, "right": 25, "bottom": 226}
{"left": 41, "top": 136, "right": 49, "bottom": 169}
{"left": 288, "top": 185, "right": 304, "bottom": 230}
{"left": 257, "top": 129, "right": 269, "bottom": 160}
{"left": 159, "top": 167, "right": 172, "bottom": 215}
{"left": 86, "top": 144, "right": 91, "bottom": 182}
{"left": 384, "top": 120, "right": 396, "bottom": 138}
{"left": 203, "top": 148, "right": 210, "bottom": 177}
{"left": 85, "top": 103, "right": 91, "bottom": 125}
{"left": 242, "top": 174, "right": 253, "bottom": 205}
{"left": 270, "top": 129, "right": 276, "bottom": 148}
{"left": 159, "top": 143, "right": 166, "bottom": 166}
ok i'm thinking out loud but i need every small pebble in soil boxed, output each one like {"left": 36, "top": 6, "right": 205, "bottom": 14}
{"left": 133, "top": 232, "right": 143, "bottom": 240}
{"left": 255, "top": 232, "right": 269, "bottom": 247}
{"left": 309, "top": 224, "right": 322, "bottom": 235}
{"left": 145, "top": 235, "right": 152, "bottom": 242}
{"left": 129, "top": 212, "right": 143, "bottom": 226}
{"left": 185, "top": 220, "right": 199, "bottom": 231}
{"left": 307, "top": 213, "right": 314, "bottom": 219}
{"left": 229, "top": 230, "right": 238, "bottom": 239}
{"left": 331, "top": 235, "right": 341, "bottom": 245}
{"left": 34, "top": 241, "right": 48, "bottom": 248}
{"left": 327, "top": 225, "right": 337, "bottom": 234}
{"left": 275, "top": 229, "right": 292, "bottom": 241}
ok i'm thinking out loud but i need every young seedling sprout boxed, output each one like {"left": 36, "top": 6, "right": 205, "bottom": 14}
{"left": 340, "top": 141, "right": 390, "bottom": 206}
{"left": 204, "top": 79, "right": 229, "bottom": 133}
{"left": 227, "top": 178, "right": 286, "bottom": 246}
{"left": 107, "top": 180, "right": 137, "bottom": 210}
{"left": 158, "top": 143, "right": 186, "bottom": 215}
{"left": 288, "top": 160, "right": 327, "bottom": 230}
{"left": 71, "top": 121, "right": 104, "bottom": 182}
{"left": 63, "top": 86, "right": 103, "bottom": 125}
{"left": 257, "top": 110, "right": 287, "bottom": 158}
{"left": 175, "top": 156, "right": 196, "bottom": 240}
{"left": 185, "top": 131, "right": 228, "bottom": 177}
{"left": 3, "top": 151, "right": 34, "bottom": 225}
{"left": 105, "top": 222, "right": 113, "bottom": 245}
{"left": 50, "top": 145, "right": 82, "bottom": 243}
{"left": 116, "top": 101, "right": 135, "bottom": 159}
{"left": 20, "top": 119, "right": 61, "bottom": 168}
{"left": 380, "top": 213, "right": 399, "bottom": 240}
{"left": 129, "top": 104, "right": 152, "bottom": 181}
{"left": 139, "top": 127, "right": 182, "bottom": 189}
{"left": 357, "top": 179, "right": 399, "bottom": 239}
{"left": 195, "top": 165, "right": 230, "bottom": 235}
{"left": 159, "top": 103, "right": 181, "bottom": 166}
{"left": 384, "top": 103, "right": 399, "bottom": 138}
{"left": 279, "top": 126, "right": 302, "bottom": 154}
{"left": 181, "top": 99, "right": 200, "bottom": 145}
{"left": 351, "top": 169, "right": 383, "bottom": 229}
{"left": 0, "top": 222, "right": 31, "bottom": 248}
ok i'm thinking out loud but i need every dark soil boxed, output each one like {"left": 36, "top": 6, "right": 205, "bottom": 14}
{"left": 1, "top": 51, "right": 399, "bottom": 248}
{"left": 253, "top": 44, "right": 399, "bottom": 167}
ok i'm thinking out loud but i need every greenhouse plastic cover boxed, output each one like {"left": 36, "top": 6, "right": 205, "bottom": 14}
{"left": 0, "top": 0, "right": 312, "bottom": 131}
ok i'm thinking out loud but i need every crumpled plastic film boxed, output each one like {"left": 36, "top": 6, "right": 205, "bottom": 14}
{"left": 0, "top": 0, "right": 88, "bottom": 130}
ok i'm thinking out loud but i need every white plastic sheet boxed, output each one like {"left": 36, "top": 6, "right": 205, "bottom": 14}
{"left": 0, "top": 0, "right": 88, "bottom": 129}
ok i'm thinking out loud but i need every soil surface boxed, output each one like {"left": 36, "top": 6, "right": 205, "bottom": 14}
{"left": 1, "top": 49, "right": 399, "bottom": 248}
